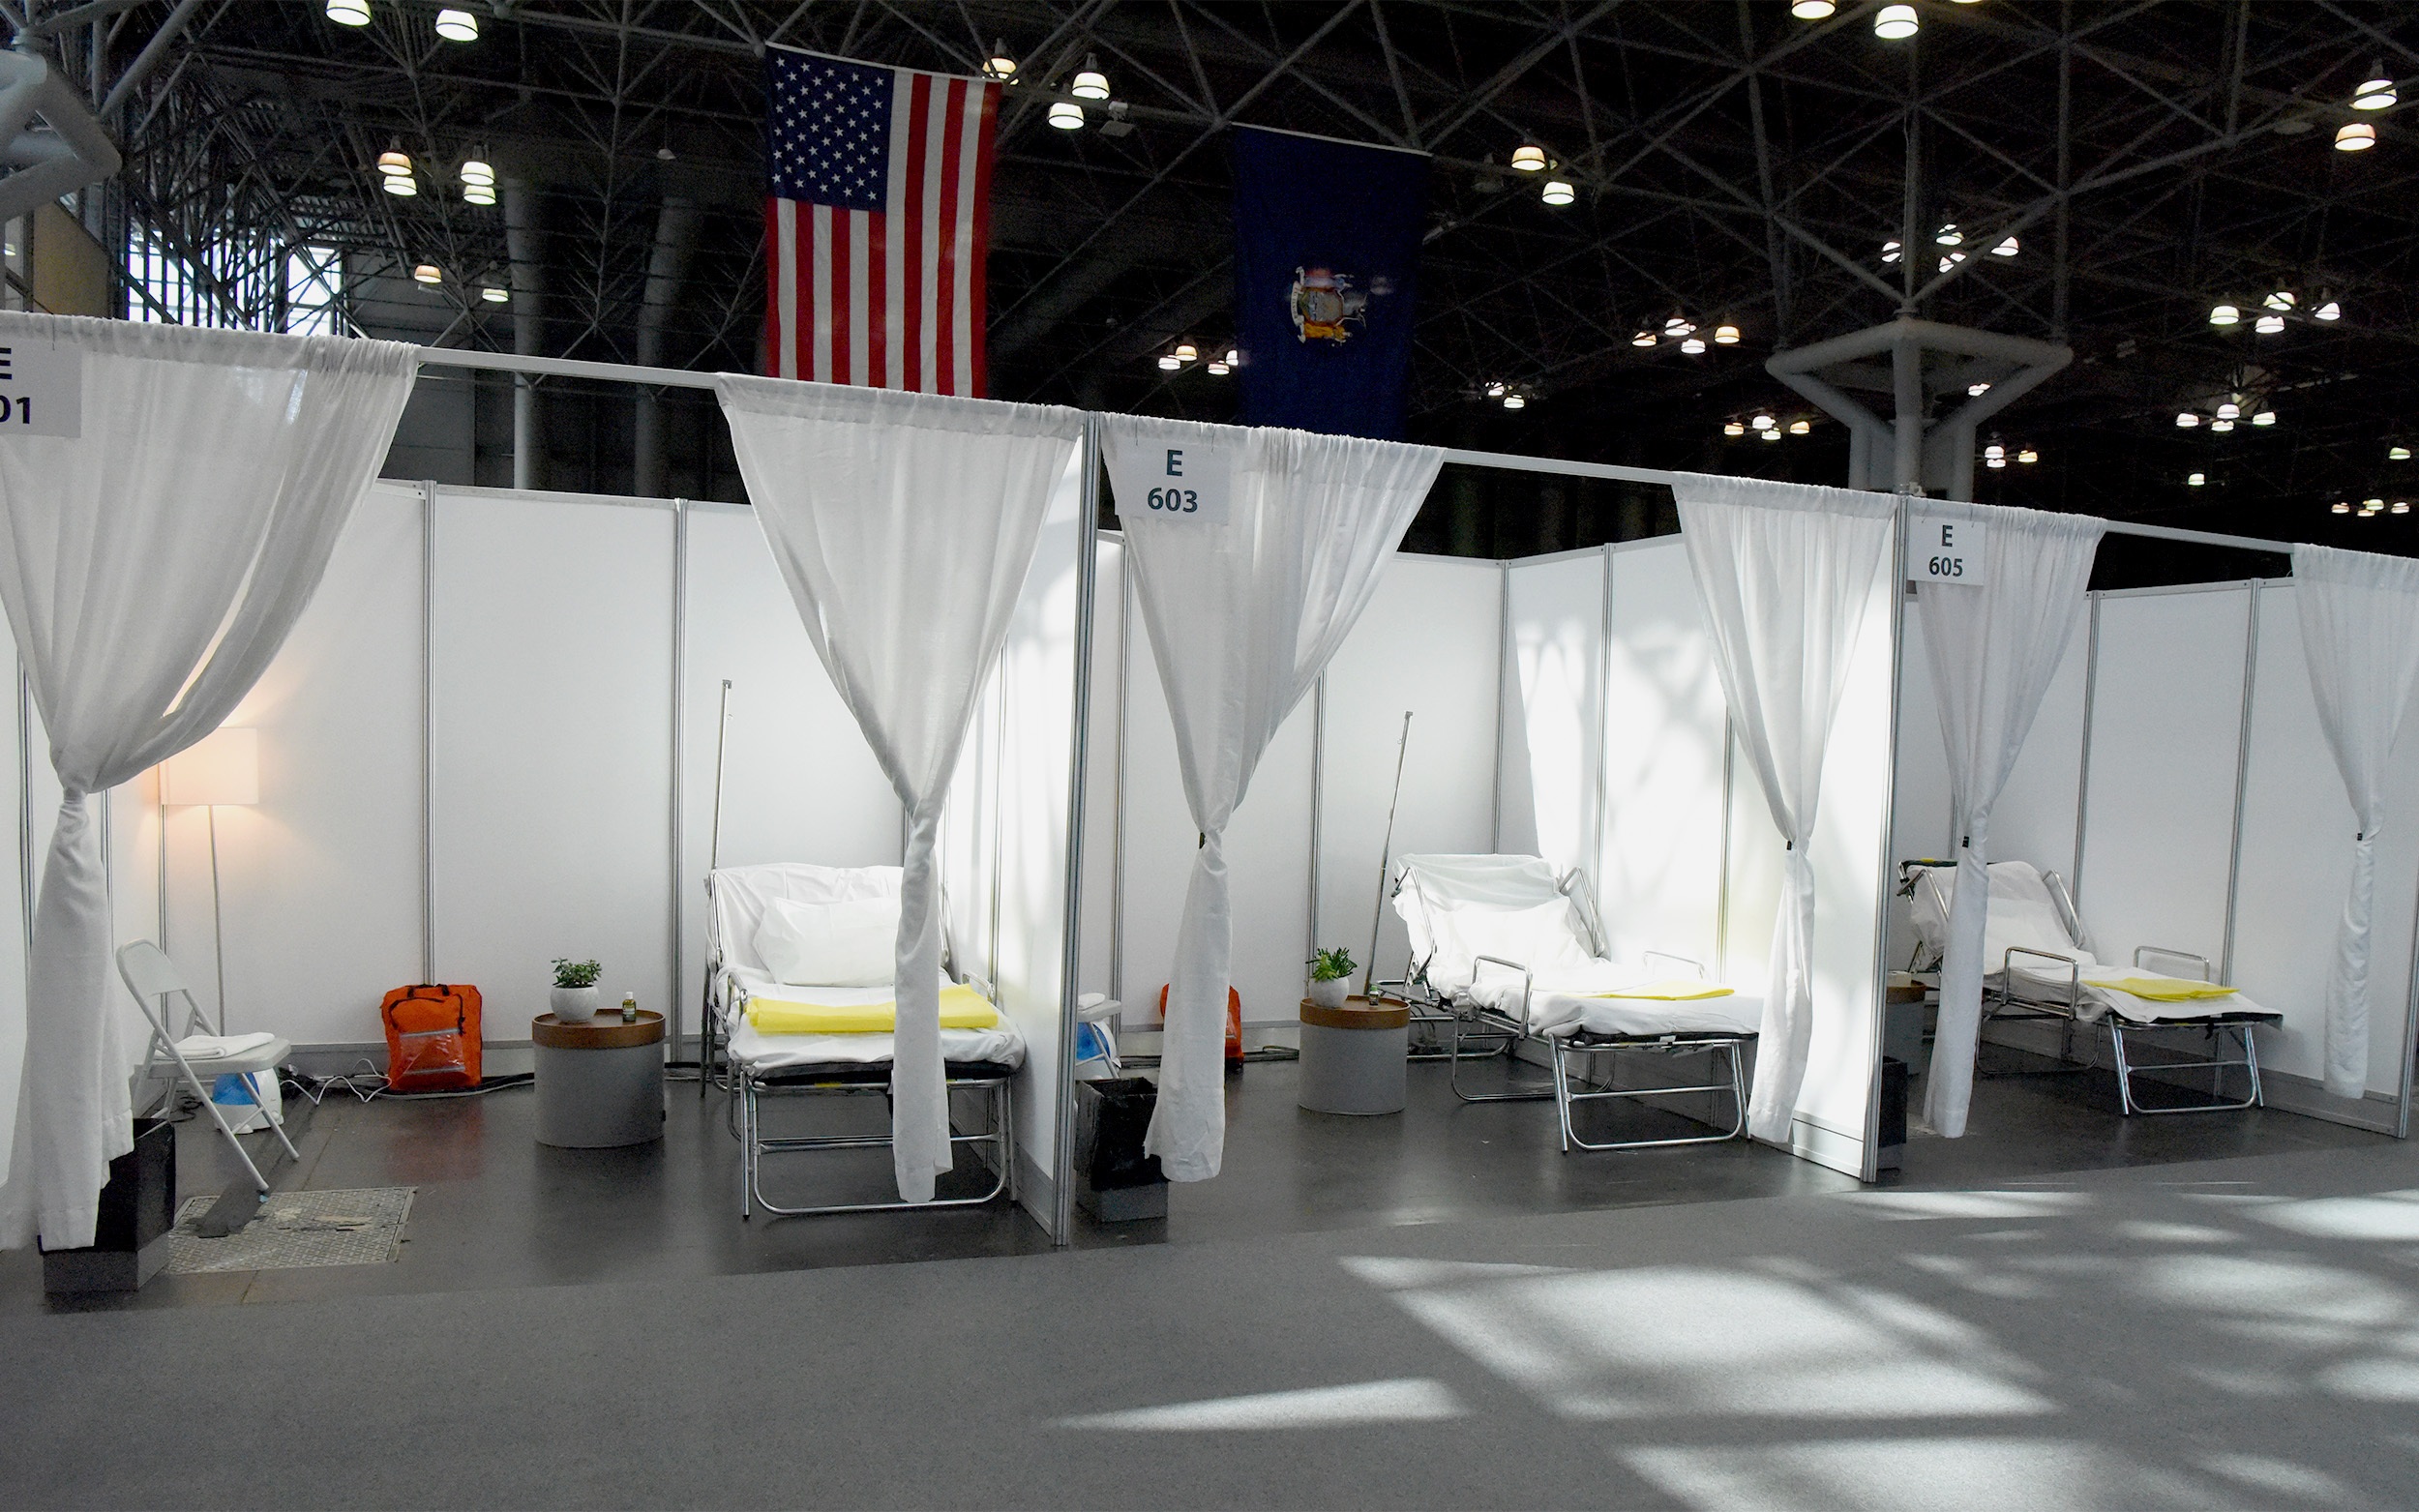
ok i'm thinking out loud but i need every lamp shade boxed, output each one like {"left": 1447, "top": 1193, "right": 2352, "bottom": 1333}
{"left": 162, "top": 727, "right": 258, "bottom": 807}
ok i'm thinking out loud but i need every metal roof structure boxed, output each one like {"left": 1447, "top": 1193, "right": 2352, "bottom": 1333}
{"left": 33, "top": 0, "right": 2419, "bottom": 547}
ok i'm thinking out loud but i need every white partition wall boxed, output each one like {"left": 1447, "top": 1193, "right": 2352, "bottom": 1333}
{"left": 1500, "top": 550, "right": 1605, "bottom": 875}
{"left": 1316, "top": 555, "right": 1502, "bottom": 988}
{"left": 941, "top": 453, "right": 1088, "bottom": 1230}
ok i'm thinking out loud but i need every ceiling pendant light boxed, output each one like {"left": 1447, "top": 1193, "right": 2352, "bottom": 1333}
{"left": 2335, "top": 501, "right": 2353, "bottom": 514}
{"left": 1790, "top": 0, "right": 1837, "bottom": 16}
{"left": 2392, "top": 445, "right": 2412, "bottom": 460}
{"left": 2255, "top": 313, "right": 2285, "bottom": 334}
{"left": 2211, "top": 418, "right": 2235, "bottom": 432}
{"left": 383, "top": 173, "right": 417, "bottom": 197}
{"left": 460, "top": 156, "right": 494, "bottom": 187}
{"left": 412, "top": 263, "right": 442, "bottom": 284}
{"left": 1874, "top": 4, "right": 1918, "bottom": 40}
{"left": 1206, "top": 358, "right": 1231, "bottom": 375}
{"left": 2208, "top": 303, "right": 2239, "bottom": 326}
{"left": 2188, "top": 472, "right": 2207, "bottom": 487}
{"left": 463, "top": 183, "right": 495, "bottom": 205}
{"left": 1222, "top": 347, "right": 1239, "bottom": 367}
{"left": 2397, "top": 502, "right": 2413, "bottom": 515}
{"left": 1503, "top": 393, "right": 1526, "bottom": 410}
{"left": 1071, "top": 56, "right": 1111, "bottom": 100}
{"left": 2017, "top": 448, "right": 2040, "bottom": 463}
{"left": 1787, "top": 419, "right": 1811, "bottom": 435}
{"left": 1991, "top": 236, "right": 2019, "bottom": 256}
{"left": 326, "top": 0, "right": 371, "bottom": 23}
{"left": 2369, "top": 498, "right": 2388, "bottom": 511}
{"left": 1760, "top": 427, "right": 1782, "bottom": 442}
{"left": 2337, "top": 122, "right": 2377, "bottom": 151}
{"left": 2353, "top": 70, "right": 2397, "bottom": 111}
{"left": 1484, "top": 381, "right": 1506, "bottom": 399}
{"left": 1880, "top": 239, "right": 1901, "bottom": 264}
{"left": 1714, "top": 323, "right": 1741, "bottom": 344}
{"left": 1630, "top": 330, "right": 1656, "bottom": 347}
{"left": 1680, "top": 336, "right": 1707, "bottom": 354}
{"left": 2176, "top": 411, "right": 2200, "bottom": 428}
{"left": 1750, "top": 413, "right": 1776, "bottom": 430}
{"left": 2252, "top": 409, "right": 2276, "bottom": 426}
{"left": 1937, "top": 252, "right": 1966, "bottom": 273}
{"left": 1172, "top": 341, "right": 1197, "bottom": 363}
{"left": 2263, "top": 289, "right": 2296, "bottom": 311}
{"left": 1663, "top": 316, "right": 1694, "bottom": 337}
{"left": 1724, "top": 420, "right": 1746, "bottom": 436}
{"left": 2315, "top": 299, "right": 2342, "bottom": 321}
{"left": 1983, "top": 442, "right": 2006, "bottom": 460}
{"left": 1047, "top": 102, "right": 1086, "bottom": 130}
{"left": 984, "top": 42, "right": 1017, "bottom": 79}
{"left": 481, "top": 285, "right": 509, "bottom": 304}
{"left": 377, "top": 147, "right": 412, "bottom": 177}
{"left": 433, "top": 7, "right": 478, "bottom": 41}
{"left": 1509, "top": 144, "right": 1547, "bottom": 172}
{"left": 1986, "top": 455, "right": 2007, "bottom": 469}
{"left": 1155, "top": 354, "right": 1180, "bottom": 371}
{"left": 2217, "top": 400, "right": 2240, "bottom": 420}
{"left": 1934, "top": 222, "right": 1962, "bottom": 247}
{"left": 1540, "top": 179, "right": 1574, "bottom": 206}
{"left": 1967, "top": 381, "right": 1992, "bottom": 397}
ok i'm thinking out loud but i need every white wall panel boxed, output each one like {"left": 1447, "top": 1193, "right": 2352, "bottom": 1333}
{"left": 1076, "top": 537, "right": 1124, "bottom": 1002}
{"left": 1501, "top": 552, "right": 1604, "bottom": 880}
{"left": 431, "top": 489, "right": 674, "bottom": 1034}
{"left": 678, "top": 503, "right": 900, "bottom": 1045}
{"left": 1598, "top": 538, "right": 1730, "bottom": 972}
{"left": 2075, "top": 587, "right": 2250, "bottom": 969}
{"left": 1317, "top": 554, "right": 1500, "bottom": 987}
{"left": 171, "top": 481, "right": 425, "bottom": 1051}
{"left": 2231, "top": 582, "right": 2416, "bottom": 1099}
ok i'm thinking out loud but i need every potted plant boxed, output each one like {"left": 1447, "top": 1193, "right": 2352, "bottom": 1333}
{"left": 1306, "top": 947, "right": 1357, "bottom": 1009}
{"left": 551, "top": 959, "right": 602, "bottom": 1023}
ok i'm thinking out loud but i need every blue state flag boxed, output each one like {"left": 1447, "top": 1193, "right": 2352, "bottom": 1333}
{"left": 1231, "top": 126, "right": 1429, "bottom": 440}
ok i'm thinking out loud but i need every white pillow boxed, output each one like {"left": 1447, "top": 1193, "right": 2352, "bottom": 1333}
{"left": 754, "top": 895, "right": 900, "bottom": 987}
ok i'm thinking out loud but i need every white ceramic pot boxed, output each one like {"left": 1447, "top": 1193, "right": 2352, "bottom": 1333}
{"left": 551, "top": 985, "right": 599, "bottom": 1023}
{"left": 1307, "top": 976, "right": 1350, "bottom": 1010}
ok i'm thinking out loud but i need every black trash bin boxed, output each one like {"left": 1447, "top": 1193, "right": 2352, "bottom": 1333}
{"left": 1073, "top": 1077, "right": 1168, "bottom": 1222}
{"left": 42, "top": 1117, "right": 177, "bottom": 1295}
{"left": 1876, "top": 1055, "right": 1910, "bottom": 1173}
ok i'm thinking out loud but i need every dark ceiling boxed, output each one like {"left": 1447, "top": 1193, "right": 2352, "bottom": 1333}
{"left": 75, "top": 0, "right": 2419, "bottom": 546}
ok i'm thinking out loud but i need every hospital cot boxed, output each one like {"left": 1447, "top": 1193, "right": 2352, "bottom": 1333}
{"left": 702, "top": 861, "right": 1025, "bottom": 1217}
{"left": 1382, "top": 853, "right": 1760, "bottom": 1152}
{"left": 1906, "top": 859, "right": 2282, "bottom": 1114}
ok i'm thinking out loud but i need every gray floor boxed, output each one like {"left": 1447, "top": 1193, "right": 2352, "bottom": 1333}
{"left": 0, "top": 1050, "right": 2407, "bottom": 1507}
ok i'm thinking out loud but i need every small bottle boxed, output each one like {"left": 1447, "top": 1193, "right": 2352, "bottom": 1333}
{"left": 621, "top": 993, "right": 639, "bottom": 1023}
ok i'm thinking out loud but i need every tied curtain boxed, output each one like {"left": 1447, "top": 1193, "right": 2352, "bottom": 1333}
{"left": 0, "top": 316, "right": 418, "bottom": 1249}
{"left": 2290, "top": 544, "right": 2419, "bottom": 1100}
{"left": 1915, "top": 502, "right": 2104, "bottom": 1138}
{"left": 1105, "top": 416, "right": 1441, "bottom": 1181}
{"left": 715, "top": 375, "right": 1083, "bottom": 1201}
{"left": 1670, "top": 474, "right": 1895, "bottom": 1145}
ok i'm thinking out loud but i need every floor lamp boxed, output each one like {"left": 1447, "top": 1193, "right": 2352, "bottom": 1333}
{"left": 161, "top": 727, "right": 258, "bottom": 1034}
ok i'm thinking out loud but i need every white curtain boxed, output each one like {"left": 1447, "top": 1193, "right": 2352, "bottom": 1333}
{"left": 1915, "top": 502, "right": 2104, "bottom": 1138}
{"left": 715, "top": 375, "right": 1083, "bottom": 1201}
{"left": 2291, "top": 543, "right": 2419, "bottom": 1100}
{"left": 1106, "top": 416, "right": 1441, "bottom": 1180}
{"left": 0, "top": 316, "right": 417, "bottom": 1249}
{"left": 1671, "top": 473, "right": 1895, "bottom": 1145}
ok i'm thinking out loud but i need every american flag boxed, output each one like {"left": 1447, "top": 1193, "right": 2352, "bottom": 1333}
{"left": 764, "top": 46, "right": 999, "bottom": 396}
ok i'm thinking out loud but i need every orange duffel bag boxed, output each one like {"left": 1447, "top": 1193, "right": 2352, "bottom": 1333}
{"left": 380, "top": 984, "right": 484, "bottom": 1092}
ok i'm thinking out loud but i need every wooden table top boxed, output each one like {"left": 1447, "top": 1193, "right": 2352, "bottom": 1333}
{"left": 532, "top": 1009, "right": 665, "bottom": 1050}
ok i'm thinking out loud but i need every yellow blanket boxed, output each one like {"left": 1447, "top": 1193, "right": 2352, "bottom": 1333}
{"left": 1592, "top": 979, "right": 1736, "bottom": 1001}
{"left": 746, "top": 984, "right": 1001, "bottom": 1035}
{"left": 2083, "top": 975, "right": 2235, "bottom": 1002}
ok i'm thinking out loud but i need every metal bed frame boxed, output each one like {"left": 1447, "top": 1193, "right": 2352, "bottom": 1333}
{"left": 1913, "top": 863, "right": 2276, "bottom": 1114}
{"left": 734, "top": 1052, "right": 1014, "bottom": 1219}
{"left": 1384, "top": 863, "right": 1752, "bottom": 1152}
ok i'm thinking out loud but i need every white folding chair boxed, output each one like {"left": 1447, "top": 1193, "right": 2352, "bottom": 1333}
{"left": 119, "top": 940, "right": 299, "bottom": 1195}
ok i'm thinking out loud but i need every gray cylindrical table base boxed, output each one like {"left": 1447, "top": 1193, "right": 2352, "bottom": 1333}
{"left": 1298, "top": 996, "right": 1409, "bottom": 1115}
{"left": 534, "top": 1011, "right": 666, "bottom": 1148}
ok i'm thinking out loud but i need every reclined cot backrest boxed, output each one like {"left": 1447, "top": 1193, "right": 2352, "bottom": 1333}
{"left": 1391, "top": 853, "right": 1602, "bottom": 991}
{"left": 705, "top": 862, "right": 905, "bottom": 980}
{"left": 1907, "top": 859, "right": 2093, "bottom": 968}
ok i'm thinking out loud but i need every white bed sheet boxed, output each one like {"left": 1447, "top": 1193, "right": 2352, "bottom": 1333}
{"left": 719, "top": 968, "right": 1028, "bottom": 1071}
{"left": 1465, "top": 959, "right": 1764, "bottom": 1040}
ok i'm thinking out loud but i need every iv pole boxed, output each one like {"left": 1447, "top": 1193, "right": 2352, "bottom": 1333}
{"left": 1360, "top": 711, "right": 1413, "bottom": 1001}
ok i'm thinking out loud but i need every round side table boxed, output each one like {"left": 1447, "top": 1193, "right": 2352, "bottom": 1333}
{"left": 1298, "top": 996, "right": 1409, "bottom": 1115}
{"left": 533, "top": 1010, "right": 666, "bottom": 1148}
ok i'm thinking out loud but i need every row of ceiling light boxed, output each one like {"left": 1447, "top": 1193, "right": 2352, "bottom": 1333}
{"left": 325, "top": 0, "right": 479, "bottom": 39}
{"left": 1156, "top": 341, "right": 1236, "bottom": 375}
{"left": 1787, "top": 1, "right": 1982, "bottom": 37}
{"left": 403, "top": 260, "right": 510, "bottom": 304}
{"left": 1635, "top": 315, "right": 1740, "bottom": 353}
{"left": 2333, "top": 498, "right": 2409, "bottom": 516}
{"left": 376, "top": 147, "right": 494, "bottom": 205}
{"left": 1721, "top": 412, "right": 1815, "bottom": 439}
{"left": 2208, "top": 288, "right": 2343, "bottom": 332}
{"left": 1882, "top": 222, "right": 2019, "bottom": 270}
{"left": 2175, "top": 398, "right": 2279, "bottom": 430}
